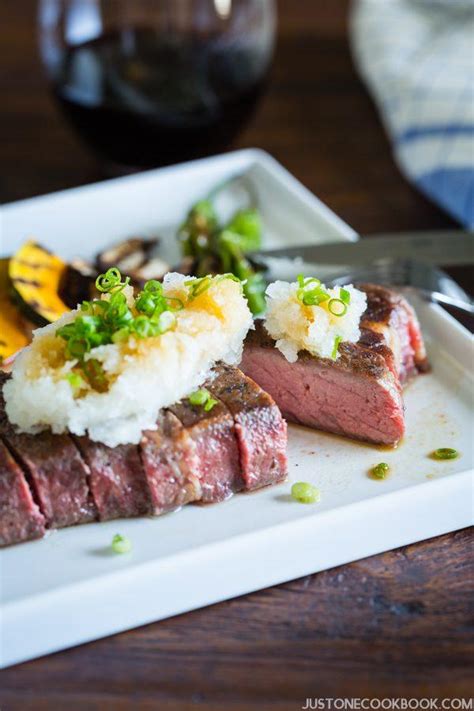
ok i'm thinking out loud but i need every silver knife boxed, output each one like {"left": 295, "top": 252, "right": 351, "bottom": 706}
{"left": 251, "top": 230, "right": 474, "bottom": 267}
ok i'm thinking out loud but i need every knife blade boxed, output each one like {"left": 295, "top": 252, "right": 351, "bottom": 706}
{"left": 251, "top": 230, "right": 474, "bottom": 267}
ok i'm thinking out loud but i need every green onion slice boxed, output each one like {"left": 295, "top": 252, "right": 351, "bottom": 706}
{"left": 95, "top": 267, "right": 121, "bottom": 292}
{"left": 111, "top": 534, "right": 132, "bottom": 554}
{"left": 188, "top": 388, "right": 218, "bottom": 411}
{"left": 189, "top": 389, "right": 209, "bottom": 406}
{"left": 370, "top": 462, "right": 390, "bottom": 479}
{"left": 132, "top": 315, "right": 155, "bottom": 338}
{"left": 331, "top": 335, "right": 342, "bottom": 360}
{"left": 295, "top": 276, "right": 328, "bottom": 307}
{"left": 216, "top": 273, "right": 241, "bottom": 284}
{"left": 204, "top": 397, "right": 218, "bottom": 412}
{"left": 291, "top": 482, "right": 321, "bottom": 504}
{"left": 297, "top": 275, "right": 321, "bottom": 289}
{"left": 135, "top": 292, "right": 156, "bottom": 316}
{"left": 111, "top": 327, "right": 130, "bottom": 344}
{"left": 186, "top": 276, "right": 213, "bottom": 299}
{"left": 340, "top": 288, "right": 351, "bottom": 304}
{"left": 297, "top": 288, "right": 329, "bottom": 306}
{"left": 165, "top": 296, "right": 184, "bottom": 311}
{"left": 95, "top": 267, "right": 130, "bottom": 293}
{"left": 431, "top": 448, "right": 459, "bottom": 460}
{"left": 143, "top": 279, "right": 163, "bottom": 294}
{"left": 66, "top": 372, "right": 86, "bottom": 391}
{"left": 185, "top": 274, "right": 241, "bottom": 301}
{"left": 328, "top": 298, "right": 348, "bottom": 317}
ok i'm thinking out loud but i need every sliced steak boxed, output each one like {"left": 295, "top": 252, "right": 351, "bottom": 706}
{"left": 140, "top": 410, "right": 202, "bottom": 514}
{"left": 0, "top": 373, "right": 97, "bottom": 528}
{"left": 74, "top": 438, "right": 153, "bottom": 521}
{"left": 168, "top": 395, "right": 243, "bottom": 503}
{"left": 241, "top": 286, "right": 428, "bottom": 446}
{"left": 0, "top": 439, "right": 45, "bottom": 547}
{"left": 207, "top": 364, "right": 288, "bottom": 490}
{"left": 0, "top": 365, "right": 289, "bottom": 547}
{"left": 359, "top": 284, "right": 429, "bottom": 384}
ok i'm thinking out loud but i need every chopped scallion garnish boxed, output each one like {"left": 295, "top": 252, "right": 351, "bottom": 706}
{"left": 185, "top": 273, "right": 241, "bottom": 302}
{"left": 295, "top": 276, "right": 332, "bottom": 307}
{"left": 297, "top": 287, "right": 329, "bottom": 306}
{"left": 57, "top": 269, "right": 242, "bottom": 393}
{"left": 57, "top": 268, "right": 181, "bottom": 391}
{"left": 185, "top": 275, "right": 213, "bottom": 300}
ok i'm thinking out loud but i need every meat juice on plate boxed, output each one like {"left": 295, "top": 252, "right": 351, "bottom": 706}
{"left": 52, "top": 27, "right": 271, "bottom": 168}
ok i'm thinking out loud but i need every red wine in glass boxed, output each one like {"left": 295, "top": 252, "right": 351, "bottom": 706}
{"left": 50, "top": 25, "right": 272, "bottom": 169}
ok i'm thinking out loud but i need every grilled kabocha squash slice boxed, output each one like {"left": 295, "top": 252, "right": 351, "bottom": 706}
{"left": 9, "top": 240, "right": 70, "bottom": 325}
{"left": 0, "top": 258, "right": 29, "bottom": 361}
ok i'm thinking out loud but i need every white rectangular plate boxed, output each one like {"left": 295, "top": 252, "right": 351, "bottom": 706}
{"left": 0, "top": 149, "right": 472, "bottom": 668}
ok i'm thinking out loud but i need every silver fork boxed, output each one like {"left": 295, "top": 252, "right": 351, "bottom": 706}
{"left": 325, "top": 259, "right": 474, "bottom": 315}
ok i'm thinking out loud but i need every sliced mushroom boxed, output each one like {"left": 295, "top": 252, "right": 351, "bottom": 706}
{"left": 96, "top": 237, "right": 172, "bottom": 286}
{"left": 96, "top": 237, "right": 159, "bottom": 273}
{"left": 132, "top": 257, "right": 170, "bottom": 285}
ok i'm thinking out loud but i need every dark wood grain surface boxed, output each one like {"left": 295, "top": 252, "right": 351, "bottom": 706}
{"left": 1, "top": 1, "right": 472, "bottom": 707}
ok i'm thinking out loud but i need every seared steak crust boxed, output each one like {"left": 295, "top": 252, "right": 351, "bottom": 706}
{"left": 246, "top": 321, "right": 390, "bottom": 381}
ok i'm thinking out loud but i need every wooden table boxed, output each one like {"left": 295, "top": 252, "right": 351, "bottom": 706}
{"left": 1, "top": 1, "right": 472, "bottom": 707}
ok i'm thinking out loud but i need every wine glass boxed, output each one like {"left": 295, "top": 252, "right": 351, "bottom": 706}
{"left": 38, "top": 0, "right": 276, "bottom": 170}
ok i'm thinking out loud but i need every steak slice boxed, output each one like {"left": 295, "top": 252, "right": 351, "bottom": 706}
{"left": 168, "top": 394, "right": 243, "bottom": 503}
{"left": 241, "top": 285, "right": 428, "bottom": 446}
{"left": 0, "top": 373, "right": 97, "bottom": 528}
{"left": 359, "top": 284, "right": 429, "bottom": 384}
{"left": 3, "top": 431, "right": 97, "bottom": 529}
{"left": 74, "top": 438, "right": 153, "bottom": 521}
{"left": 140, "top": 410, "right": 202, "bottom": 514}
{"left": 0, "top": 439, "right": 45, "bottom": 547}
{"left": 207, "top": 364, "right": 288, "bottom": 490}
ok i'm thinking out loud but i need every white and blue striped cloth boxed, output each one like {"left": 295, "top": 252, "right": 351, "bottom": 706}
{"left": 351, "top": 0, "right": 474, "bottom": 227}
